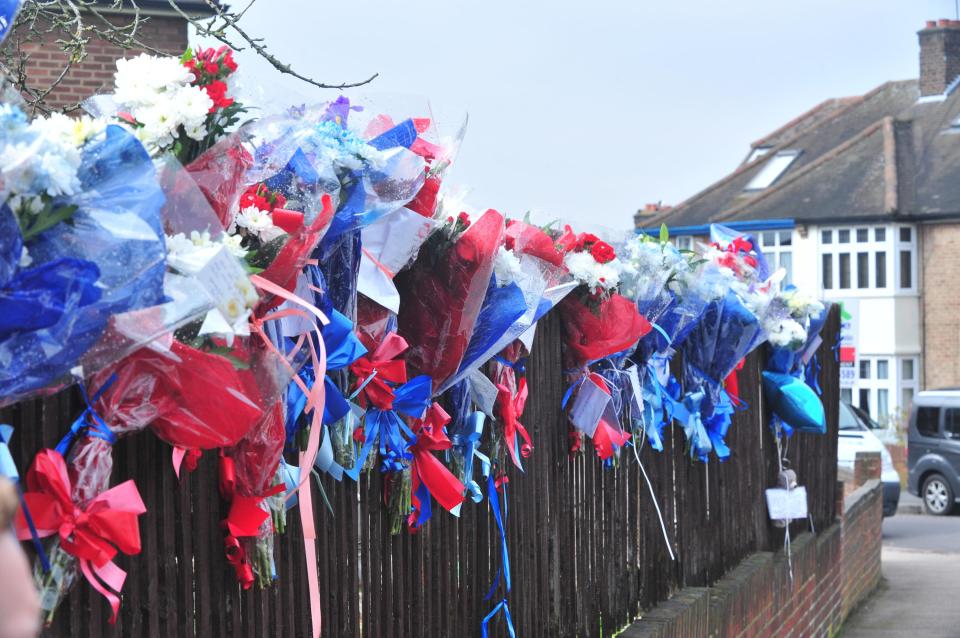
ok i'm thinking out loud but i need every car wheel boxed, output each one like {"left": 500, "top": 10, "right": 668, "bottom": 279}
{"left": 922, "top": 474, "right": 954, "bottom": 516}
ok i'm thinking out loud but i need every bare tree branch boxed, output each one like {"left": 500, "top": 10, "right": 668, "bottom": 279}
{"left": 2, "top": 0, "right": 379, "bottom": 113}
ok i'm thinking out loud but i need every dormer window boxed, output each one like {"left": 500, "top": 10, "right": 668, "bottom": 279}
{"left": 745, "top": 146, "right": 772, "bottom": 163}
{"left": 744, "top": 150, "right": 801, "bottom": 191}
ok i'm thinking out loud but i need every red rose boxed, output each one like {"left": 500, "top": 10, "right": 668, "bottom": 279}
{"left": 221, "top": 50, "right": 238, "bottom": 73}
{"left": 575, "top": 232, "right": 600, "bottom": 252}
{"left": 458, "top": 211, "right": 471, "bottom": 225}
{"left": 202, "top": 80, "right": 234, "bottom": 112}
{"left": 590, "top": 240, "right": 616, "bottom": 264}
{"left": 204, "top": 61, "right": 220, "bottom": 75}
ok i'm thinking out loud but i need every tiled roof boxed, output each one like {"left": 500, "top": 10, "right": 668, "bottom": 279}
{"left": 643, "top": 78, "right": 960, "bottom": 229}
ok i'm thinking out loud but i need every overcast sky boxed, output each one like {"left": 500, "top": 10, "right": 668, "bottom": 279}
{"left": 199, "top": 0, "right": 953, "bottom": 231}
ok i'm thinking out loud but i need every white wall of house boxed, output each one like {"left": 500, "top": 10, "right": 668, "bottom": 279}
{"left": 800, "top": 222, "right": 921, "bottom": 426}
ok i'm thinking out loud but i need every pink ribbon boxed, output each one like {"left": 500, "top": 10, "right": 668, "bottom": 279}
{"left": 249, "top": 274, "right": 327, "bottom": 638}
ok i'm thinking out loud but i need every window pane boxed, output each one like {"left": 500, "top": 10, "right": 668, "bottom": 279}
{"left": 875, "top": 228, "right": 886, "bottom": 242}
{"left": 859, "top": 388, "right": 871, "bottom": 414}
{"left": 780, "top": 252, "right": 793, "bottom": 286}
{"left": 900, "top": 250, "right": 912, "bottom": 288}
{"left": 839, "top": 229, "right": 850, "bottom": 243}
{"left": 857, "top": 228, "right": 869, "bottom": 242}
{"left": 878, "top": 389, "right": 889, "bottom": 420}
{"left": 860, "top": 360, "right": 871, "bottom": 378}
{"left": 900, "top": 227, "right": 912, "bottom": 242}
{"left": 875, "top": 251, "right": 887, "bottom": 287}
{"left": 822, "top": 229, "right": 833, "bottom": 244}
{"left": 877, "top": 359, "right": 889, "bottom": 379}
{"left": 902, "top": 388, "right": 914, "bottom": 411}
{"left": 916, "top": 407, "right": 940, "bottom": 437}
{"left": 779, "top": 230, "right": 792, "bottom": 246}
{"left": 841, "top": 388, "right": 853, "bottom": 403}
{"left": 857, "top": 252, "right": 869, "bottom": 288}
{"left": 822, "top": 254, "right": 833, "bottom": 289}
{"left": 761, "top": 231, "right": 775, "bottom": 246}
{"left": 839, "top": 253, "right": 851, "bottom": 288}
{"left": 946, "top": 409, "right": 960, "bottom": 440}
{"left": 903, "top": 359, "right": 914, "bottom": 380}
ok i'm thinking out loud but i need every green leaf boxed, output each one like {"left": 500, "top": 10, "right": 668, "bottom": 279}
{"left": 20, "top": 203, "right": 78, "bottom": 242}
{"left": 180, "top": 47, "right": 194, "bottom": 64}
{"left": 659, "top": 223, "right": 669, "bottom": 244}
{"left": 245, "top": 235, "right": 288, "bottom": 270}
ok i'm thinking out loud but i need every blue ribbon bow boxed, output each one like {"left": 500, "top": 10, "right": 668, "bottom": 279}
{"left": 55, "top": 374, "right": 118, "bottom": 457}
{"left": 345, "top": 375, "right": 432, "bottom": 480}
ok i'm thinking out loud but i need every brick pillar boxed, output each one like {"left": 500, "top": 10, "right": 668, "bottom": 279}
{"left": 853, "top": 452, "right": 881, "bottom": 487}
{"left": 835, "top": 480, "right": 846, "bottom": 516}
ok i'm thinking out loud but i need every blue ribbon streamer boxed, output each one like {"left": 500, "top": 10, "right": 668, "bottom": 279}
{"left": 481, "top": 469, "right": 515, "bottom": 637}
{"left": 484, "top": 469, "right": 511, "bottom": 600}
{"left": 0, "top": 424, "right": 50, "bottom": 572}
{"left": 481, "top": 599, "right": 516, "bottom": 638}
{"left": 55, "top": 374, "right": 118, "bottom": 457}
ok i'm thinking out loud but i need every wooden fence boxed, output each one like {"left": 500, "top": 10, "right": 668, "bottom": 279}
{"left": 4, "top": 306, "right": 840, "bottom": 637}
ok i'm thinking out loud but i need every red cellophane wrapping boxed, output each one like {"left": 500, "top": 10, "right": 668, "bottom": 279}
{"left": 505, "top": 219, "right": 565, "bottom": 267}
{"left": 559, "top": 293, "right": 651, "bottom": 367}
{"left": 396, "top": 209, "right": 505, "bottom": 391}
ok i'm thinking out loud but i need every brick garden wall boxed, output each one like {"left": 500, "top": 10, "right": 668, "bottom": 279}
{"left": 13, "top": 12, "right": 188, "bottom": 110}
{"left": 620, "top": 452, "right": 883, "bottom": 638}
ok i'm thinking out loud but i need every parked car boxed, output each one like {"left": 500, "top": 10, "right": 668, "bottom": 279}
{"left": 907, "top": 389, "right": 960, "bottom": 515}
{"left": 838, "top": 401, "right": 900, "bottom": 517}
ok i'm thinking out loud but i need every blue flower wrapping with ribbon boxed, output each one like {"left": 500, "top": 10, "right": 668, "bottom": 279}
{"left": 0, "top": 124, "right": 167, "bottom": 403}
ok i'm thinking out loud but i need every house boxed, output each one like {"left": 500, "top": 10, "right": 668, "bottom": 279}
{"left": 638, "top": 19, "right": 960, "bottom": 425}
{"left": 18, "top": 1, "right": 215, "bottom": 110}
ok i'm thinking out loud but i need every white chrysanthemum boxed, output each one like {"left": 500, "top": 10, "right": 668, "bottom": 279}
{"left": 114, "top": 54, "right": 197, "bottom": 108}
{"left": 18, "top": 246, "right": 31, "bottom": 268}
{"left": 131, "top": 84, "right": 212, "bottom": 150}
{"left": 783, "top": 290, "right": 825, "bottom": 321}
{"left": 234, "top": 206, "right": 285, "bottom": 242}
{"left": 564, "top": 250, "right": 622, "bottom": 294}
{"left": 222, "top": 233, "right": 248, "bottom": 259}
{"left": 32, "top": 112, "right": 106, "bottom": 148}
{"left": 766, "top": 317, "right": 808, "bottom": 349}
{"left": 494, "top": 246, "right": 523, "bottom": 287}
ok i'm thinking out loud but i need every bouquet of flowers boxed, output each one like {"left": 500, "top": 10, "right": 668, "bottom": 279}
{"left": 95, "top": 46, "right": 245, "bottom": 163}
{"left": 396, "top": 209, "right": 505, "bottom": 392}
{"left": 678, "top": 232, "right": 772, "bottom": 460}
{"left": 622, "top": 230, "right": 706, "bottom": 365}
{"left": 557, "top": 230, "right": 650, "bottom": 461}
{"left": 0, "top": 105, "right": 178, "bottom": 405}
{"left": 437, "top": 226, "right": 570, "bottom": 395}
{"left": 762, "top": 288, "right": 828, "bottom": 435}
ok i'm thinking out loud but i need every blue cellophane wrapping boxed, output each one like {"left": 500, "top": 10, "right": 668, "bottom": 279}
{"left": 0, "top": 124, "right": 166, "bottom": 402}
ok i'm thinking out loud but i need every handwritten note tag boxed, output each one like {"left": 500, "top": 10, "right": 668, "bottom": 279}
{"left": 195, "top": 245, "right": 249, "bottom": 319}
{"left": 467, "top": 369, "right": 500, "bottom": 418}
{"left": 765, "top": 486, "right": 808, "bottom": 521}
{"left": 568, "top": 377, "right": 611, "bottom": 438}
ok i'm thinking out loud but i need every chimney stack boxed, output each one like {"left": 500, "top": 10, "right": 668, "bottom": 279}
{"left": 919, "top": 20, "right": 960, "bottom": 96}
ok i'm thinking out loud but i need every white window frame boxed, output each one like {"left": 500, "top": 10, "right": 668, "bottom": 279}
{"left": 854, "top": 354, "right": 919, "bottom": 428}
{"left": 818, "top": 224, "right": 916, "bottom": 296}
{"left": 757, "top": 229, "right": 794, "bottom": 286}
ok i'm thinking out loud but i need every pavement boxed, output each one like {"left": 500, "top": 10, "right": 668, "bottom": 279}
{"left": 841, "top": 506, "right": 960, "bottom": 638}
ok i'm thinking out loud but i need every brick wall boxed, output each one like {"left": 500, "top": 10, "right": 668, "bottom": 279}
{"left": 14, "top": 13, "right": 188, "bottom": 110}
{"left": 620, "top": 453, "right": 883, "bottom": 638}
{"left": 918, "top": 21, "right": 960, "bottom": 97}
{"left": 921, "top": 223, "right": 960, "bottom": 389}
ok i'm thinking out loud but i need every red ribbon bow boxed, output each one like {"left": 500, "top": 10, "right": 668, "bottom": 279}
{"left": 495, "top": 377, "right": 533, "bottom": 469}
{"left": 407, "top": 403, "right": 465, "bottom": 530}
{"left": 221, "top": 484, "right": 284, "bottom": 589}
{"left": 349, "top": 332, "right": 409, "bottom": 410}
{"left": 15, "top": 449, "right": 146, "bottom": 624}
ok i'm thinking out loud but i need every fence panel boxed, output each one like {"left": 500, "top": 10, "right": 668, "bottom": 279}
{"left": 4, "top": 306, "right": 840, "bottom": 637}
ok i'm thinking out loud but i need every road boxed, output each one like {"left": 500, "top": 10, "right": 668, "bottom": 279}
{"left": 842, "top": 509, "right": 960, "bottom": 638}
